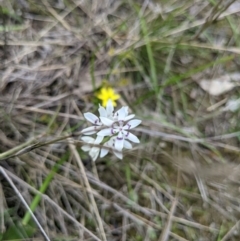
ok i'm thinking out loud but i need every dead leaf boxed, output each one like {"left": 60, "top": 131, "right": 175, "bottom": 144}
{"left": 198, "top": 72, "right": 240, "bottom": 96}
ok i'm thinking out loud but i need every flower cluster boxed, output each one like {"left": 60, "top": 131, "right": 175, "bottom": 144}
{"left": 81, "top": 100, "right": 141, "bottom": 161}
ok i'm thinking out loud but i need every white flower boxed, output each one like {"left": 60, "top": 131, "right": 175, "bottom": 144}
{"left": 81, "top": 135, "right": 103, "bottom": 161}
{"left": 97, "top": 107, "right": 141, "bottom": 152}
{"left": 81, "top": 99, "right": 141, "bottom": 161}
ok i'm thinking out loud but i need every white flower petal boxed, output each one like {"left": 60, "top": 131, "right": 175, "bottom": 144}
{"left": 81, "top": 145, "right": 91, "bottom": 152}
{"left": 81, "top": 136, "right": 95, "bottom": 142}
{"left": 98, "top": 105, "right": 107, "bottom": 117}
{"left": 117, "top": 107, "right": 126, "bottom": 121}
{"left": 123, "top": 140, "right": 132, "bottom": 149}
{"left": 95, "top": 135, "right": 104, "bottom": 144}
{"left": 113, "top": 149, "right": 123, "bottom": 159}
{"left": 100, "top": 147, "right": 109, "bottom": 158}
{"left": 97, "top": 128, "right": 113, "bottom": 136}
{"left": 124, "top": 114, "right": 135, "bottom": 121}
{"left": 106, "top": 99, "right": 114, "bottom": 115}
{"left": 82, "top": 130, "right": 97, "bottom": 135}
{"left": 125, "top": 132, "right": 140, "bottom": 143}
{"left": 89, "top": 147, "right": 100, "bottom": 161}
{"left": 100, "top": 117, "right": 114, "bottom": 126}
{"left": 84, "top": 112, "right": 100, "bottom": 124}
{"left": 108, "top": 136, "right": 115, "bottom": 146}
{"left": 123, "top": 106, "right": 129, "bottom": 115}
{"left": 124, "top": 119, "right": 142, "bottom": 129}
{"left": 81, "top": 126, "right": 97, "bottom": 135}
{"left": 115, "top": 132, "right": 124, "bottom": 151}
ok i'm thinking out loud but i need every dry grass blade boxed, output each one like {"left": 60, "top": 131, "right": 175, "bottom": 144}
{"left": 0, "top": 183, "right": 5, "bottom": 234}
{"left": 68, "top": 140, "right": 107, "bottom": 241}
{"left": 158, "top": 198, "right": 177, "bottom": 241}
{"left": 0, "top": 135, "right": 72, "bottom": 161}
